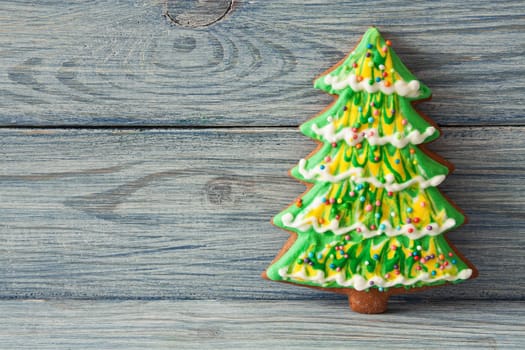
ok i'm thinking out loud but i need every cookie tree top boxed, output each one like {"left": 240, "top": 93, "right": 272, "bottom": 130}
{"left": 264, "top": 27, "right": 476, "bottom": 314}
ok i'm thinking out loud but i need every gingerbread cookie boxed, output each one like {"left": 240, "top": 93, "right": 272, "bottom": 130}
{"left": 263, "top": 27, "right": 477, "bottom": 314}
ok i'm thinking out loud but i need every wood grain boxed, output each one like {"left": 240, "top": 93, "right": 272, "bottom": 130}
{"left": 1, "top": 0, "right": 523, "bottom": 126}
{"left": 0, "top": 127, "right": 522, "bottom": 301}
{"left": 0, "top": 299, "right": 523, "bottom": 349}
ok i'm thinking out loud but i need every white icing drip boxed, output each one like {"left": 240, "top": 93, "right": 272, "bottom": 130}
{"left": 311, "top": 124, "right": 436, "bottom": 148}
{"left": 282, "top": 211, "right": 456, "bottom": 238}
{"left": 324, "top": 74, "right": 421, "bottom": 98}
{"left": 297, "top": 158, "right": 446, "bottom": 190}
{"left": 278, "top": 267, "right": 472, "bottom": 291}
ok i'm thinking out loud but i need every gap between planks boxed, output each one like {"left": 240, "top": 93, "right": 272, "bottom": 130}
{"left": 0, "top": 125, "right": 522, "bottom": 130}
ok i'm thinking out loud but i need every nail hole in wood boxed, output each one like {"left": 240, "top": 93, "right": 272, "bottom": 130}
{"left": 165, "top": 0, "right": 234, "bottom": 28}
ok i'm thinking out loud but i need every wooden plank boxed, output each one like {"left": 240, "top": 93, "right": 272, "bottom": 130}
{"left": 0, "top": 299, "right": 523, "bottom": 349}
{"left": 0, "top": 127, "right": 523, "bottom": 300}
{"left": 0, "top": 1, "right": 523, "bottom": 126}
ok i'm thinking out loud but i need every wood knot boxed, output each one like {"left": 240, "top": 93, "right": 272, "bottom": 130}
{"left": 165, "top": 0, "right": 234, "bottom": 28}
{"left": 204, "top": 177, "right": 233, "bottom": 205}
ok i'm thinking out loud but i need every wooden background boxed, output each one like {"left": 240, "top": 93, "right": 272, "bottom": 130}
{"left": 1, "top": 0, "right": 524, "bottom": 348}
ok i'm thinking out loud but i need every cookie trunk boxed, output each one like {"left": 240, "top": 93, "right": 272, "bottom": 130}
{"left": 348, "top": 290, "right": 390, "bottom": 314}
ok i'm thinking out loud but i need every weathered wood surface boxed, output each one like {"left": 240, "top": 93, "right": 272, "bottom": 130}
{"left": 1, "top": 299, "right": 523, "bottom": 349}
{"left": 2, "top": 0, "right": 524, "bottom": 346}
{"left": 0, "top": 127, "right": 523, "bottom": 301}
{"left": 1, "top": 0, "right": 524, "bottom": 126}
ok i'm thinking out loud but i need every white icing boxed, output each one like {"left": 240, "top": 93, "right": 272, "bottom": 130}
{"left": 282, "top": 211, "right": 456, "bottom": 239}
{"left": 278, "top": 267, "right": 472, "bottom": 291}
{"left": 297, "top": 158, "right": 446, "bottom": 190}
{"left": 311, "top": 124, "right": 436, "bottom": 148}
{"left": 324, "top": 74, "right": 421, "bottom": 98}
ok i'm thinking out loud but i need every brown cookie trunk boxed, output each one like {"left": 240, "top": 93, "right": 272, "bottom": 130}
{"left": 347, "top": 290, "right": 390, "bottom": 314}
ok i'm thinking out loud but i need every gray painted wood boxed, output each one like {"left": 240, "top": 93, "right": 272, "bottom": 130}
{"left": 0, "top": 127, "right": 522, "bottom": 301}
{"left": 1, "top": 0, "right": 524, "bottom": 344}
{"left": 165, "top": 0, "right": 234, "bottom": 28}
{"left": 1, "top": 0, "right": 523, "bottom": 126}
{"left": 0, "top": 299, "right": 523, "bottom": 349}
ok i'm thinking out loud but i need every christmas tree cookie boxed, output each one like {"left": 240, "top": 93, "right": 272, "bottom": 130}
{"left": 263, "top": 27, "right": 477, "bottom": 314}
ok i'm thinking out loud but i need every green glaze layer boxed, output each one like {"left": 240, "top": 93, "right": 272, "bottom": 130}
{"left": 266, "top": 27, "right": 472, "bottom": 292}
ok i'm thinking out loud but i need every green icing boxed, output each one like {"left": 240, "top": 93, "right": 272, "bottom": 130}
{"left": 313, "top": 27, "right": 431, "bottom": 101}
{"left": 267, "top": 27, "right": 472, "bottom": 292}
